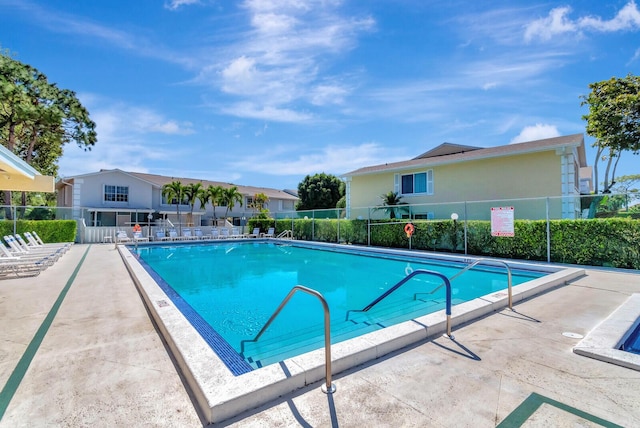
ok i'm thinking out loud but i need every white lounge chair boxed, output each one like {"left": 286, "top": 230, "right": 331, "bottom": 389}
{"left": 2, "top": 237, "right": 55, "bottom": 267}
{"left": 6, "top": 235, "right": 61, "bottom": 263}
{"left": 168, "top": 229, "right": 184, "bottom": 240}
{"left": 211, "top": 228, "right": 220, "bottom": 239}
{"left": 24, "top": 232, "right": 71, "bottom": 253}
{"left": 219, "top": 228, "right": 230, "bottom": 239}
{"left": 248, "top": 228, "right": 261, "bottom": 238}
{"left": 194, "top": 228, "right": 209, "bottom": 240}
{"left": 133, "top": 231, "right": 149, "bottom": 242}
{"left": 154, "top": 230, "right": 171, "bottom": 241}
{"left": 0, "top": 246, "right": 46, "bottom": 277}
{"left": 182, "top": 228, "right": 198, "bottom": 240}
{"left": 261, "top": 227, "right": 275, "bottom": 238}
{"left": 116, "top": 230, "right": 131, "bottom": 243}
{"left": 231, "top": 227, "right": 244, "bottom": 238}
{"left": 30, "top": 231, "right": 72, "bottom": 249}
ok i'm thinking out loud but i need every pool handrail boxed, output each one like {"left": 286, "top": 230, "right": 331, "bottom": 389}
{"left": 414, "top": 258, "right": 514, "bottom": 310}
{"left": 276, "top": 229, "right": 294, "bottom": 239}
{"left": 239, "top": 285, "right": 336, "bottom": 394}
{"left": 345, "top": 269, "right": 454, "bottom": 338}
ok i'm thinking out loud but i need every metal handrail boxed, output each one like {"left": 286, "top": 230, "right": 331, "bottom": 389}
{"left": 239, "top": 285, "right": 336, "bottom": 394}
{"left": 345, "top": 269, "right": 454, "bottom": 338}
{"left": 276, "top": 229, "right": 294, "bottom": 239}
{"left": 414, "top": 258, "right": 513, "bottom": 310}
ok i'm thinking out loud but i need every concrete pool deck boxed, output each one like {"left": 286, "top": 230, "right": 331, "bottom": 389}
{"left": 0, "top": 243, "right": 639, "bottom": 427}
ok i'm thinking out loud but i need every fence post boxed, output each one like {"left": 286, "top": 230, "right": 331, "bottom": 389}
{"left": 367, "top": 207, "right": 371, "bottom": 247}
{"left": 546, "top": 197, "right": 551, "bottom": 263}
{"left": 12, "top": 206, "right": 17, "bottom": 236}
{"left": 463, "top": 201, "right": 468, "bottom": 255}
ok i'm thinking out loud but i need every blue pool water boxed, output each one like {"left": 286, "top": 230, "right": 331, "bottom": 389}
{"left": 135, "top": 242, "right": 544, "bottom": 371}
{"left": 622, "top": 322, "right": 640, "bottom": 355}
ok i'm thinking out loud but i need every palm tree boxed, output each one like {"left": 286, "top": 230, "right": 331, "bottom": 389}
{"left": 162, "top": 180, "right": 184, "bottom": 232}
{"left": 221, "top": 186, "right": 243, "bottom": 220}
{"left": 378, "top": 191, "right": 408, "bottom": 219}
{"left": 249, "top": 192, "right": 269, "bottom": 215}
{"left": 183, "top": 182, "right": 203, "bottom": 226}
{"left": 205, "top": 185, "right": 224, "bottom": 224}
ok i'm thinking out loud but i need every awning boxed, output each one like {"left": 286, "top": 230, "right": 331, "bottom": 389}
{"left": 87, "top": 208, "right": 154, "bottom": 213}
{"left": 0, "top": 145, "right": 55, "bottom": 192}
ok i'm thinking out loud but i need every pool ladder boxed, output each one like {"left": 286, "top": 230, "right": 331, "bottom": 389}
{"left": 240, "top": 285, "right": 336, "bottom": 394}
{"left": 346, "top": 269, "right": 455, "bottom": 337}
{"left": 413, "top": 258, "right": 514, "bottom": 310}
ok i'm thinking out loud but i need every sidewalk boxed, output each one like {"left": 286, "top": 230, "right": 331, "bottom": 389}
{"left": 0, "top": 244, "right": 638, "bottom": 427}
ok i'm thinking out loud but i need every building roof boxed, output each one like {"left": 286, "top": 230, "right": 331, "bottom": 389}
{"left": 343, "top": 134, "right": 586, "bottom": 177}
{"left": 413, "top": 142, "right": 482, "bottom": 159}
{"left": 57, "top": 169, "right": 299, "bottom": 201}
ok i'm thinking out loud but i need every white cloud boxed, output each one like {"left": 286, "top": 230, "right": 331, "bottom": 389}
{"left": 198, "top": 0, "right": 374, "bottom": 119}
{"left": 164, "top": 0, "right": 200, "bottom": 10}
{"left": 524, "top": 2, "right": 640, "bottom": 42}
{"left": 58, "top": 98, "right": 194, "bottom": 176}
{"left": 230, "top": 142, "right": 407, "bottom": 176}
{"left": 510, "top": 124, "right": 560, "bottom": 144}
{"left": 524, "top": 6, "right": 577, "bottom": 42}
{"left": 220, "top": 102, "right": 314, "bottom": 122}
{"left": 579, "top": 1, "right": 640, "bottom": 32}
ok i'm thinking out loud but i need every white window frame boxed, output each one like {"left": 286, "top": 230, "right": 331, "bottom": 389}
{"left": 397, "top": 170, "right": 433, "bottom": 196}
{"left": 104, "top": 185, "right": 129, "bottom": 203}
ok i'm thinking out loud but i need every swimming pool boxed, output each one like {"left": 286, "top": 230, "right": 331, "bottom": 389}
{"left": 119, "top": 240, "right": 584, "bottom": 424}
{"left": 574, "top": 293, "right": 640, "bottom": 371}
{"left": 622, "top": 322, "right": 640, "bottom": 354}
{"left": 135, "top": 242, "right": 543, "bottom": 370}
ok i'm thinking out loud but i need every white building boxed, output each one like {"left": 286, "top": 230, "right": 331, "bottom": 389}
{"left": 56, "top": 169, "right": 298, "bottom": 228}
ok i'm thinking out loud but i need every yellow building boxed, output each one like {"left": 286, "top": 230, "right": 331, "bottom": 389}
{"left": 342, "top": 134, "right": 592, "bottom": 220}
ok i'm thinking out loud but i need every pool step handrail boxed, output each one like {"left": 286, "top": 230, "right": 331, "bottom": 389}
{"left": 276, "top": 229, "right": 294, "bottom": 239}
{"left": 239, "top": 285, "right": 336, "bottom": 394}
{"left": 345, "top": 269, "right": 454, "bottom": 338}
{"left": 414, "top": 258, "right": 513, "bottom": 310}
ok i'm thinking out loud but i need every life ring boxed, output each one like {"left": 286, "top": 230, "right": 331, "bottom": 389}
{"left": 404, "top": 223, "right": 414, "bottom": 238}
{"left": 133, "top": 224, "right": 142, "bottom": 233}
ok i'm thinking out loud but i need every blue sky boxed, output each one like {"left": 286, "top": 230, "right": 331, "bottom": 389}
{"left": 1, "top": 0, "right": 639, "bottom": 190}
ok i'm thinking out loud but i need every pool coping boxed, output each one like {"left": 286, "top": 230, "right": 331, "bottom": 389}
{"left": 117, "top": 239, "right": 585, "bottom": 424}
{"left": 573, "top": 293, "right": 640, "bottom": 371}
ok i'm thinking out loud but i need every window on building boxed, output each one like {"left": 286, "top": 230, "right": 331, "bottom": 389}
{"left": 400, "top": 171, "right": 433, "bottom": 195}
{"left": 104, "top": 185, "right": 129, "bottom": 202}
{"left": 161, "top": 195, "right": 188, "bottom": 205}
{"left": 283, "top": 200, "right": 295, "bottom": 210}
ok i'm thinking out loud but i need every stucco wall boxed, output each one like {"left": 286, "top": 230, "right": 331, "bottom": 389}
{"left": 78, "top": 171, "right": 154, "bottom": 208}
{"left": 348, "top": 151, "right": 566, "bottom": 219}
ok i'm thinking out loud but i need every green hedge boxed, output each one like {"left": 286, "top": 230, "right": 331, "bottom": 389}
{"left": 270, "top": 218, "right": 639, "bottom": 269}
{"left": 0, "top": 220, "right": 77, "bottom": 243}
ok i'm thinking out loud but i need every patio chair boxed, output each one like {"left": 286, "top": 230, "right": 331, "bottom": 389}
{"left": 7, "top": 235, "right": 61, "bottom": 260}
{"left": 194, "top": 228, "right": 210, "bottom": 240}
{"left": 24, "top": 232, "right": 71, "bottom": 253}
{"left": 31, "top": 230, "right": 72, "bottom": 249}
{"left": 211, "top": 228, "right": 220, "bottom": 239}
{"left": 231, "top": 227, "right": 244, "bottom": 238}
{"left": 247, "top": 227, "right": 261, "bottom": 238}
{"left": 116, "top": 230, "right": 131, "bottom": 243}
{"left": 261, "top": 227, "right": 275, "bottom": 238}
{"left": 219, "top": 228, "right": 230, "bottom": 239}
{"left": 182, "top": 228, "right": 198, "bottom": 240}
{"left": 133, "top": 231, "right": 149, "bottom": 242}
{"left": 0, "top": 255, "right": 46, "bottom": 277}
{"left": 155, "top": 230, "right": 170, "bottom": 241}
{"left": 2, "top": 237, "right": 56, "bottom": 266}
{"left": 168, "top": 229, "right": 184, "bottom": 240}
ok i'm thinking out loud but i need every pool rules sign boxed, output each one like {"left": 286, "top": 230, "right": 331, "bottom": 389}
{"left": 491, "top": 206, "right": 515, "bottom": 237}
